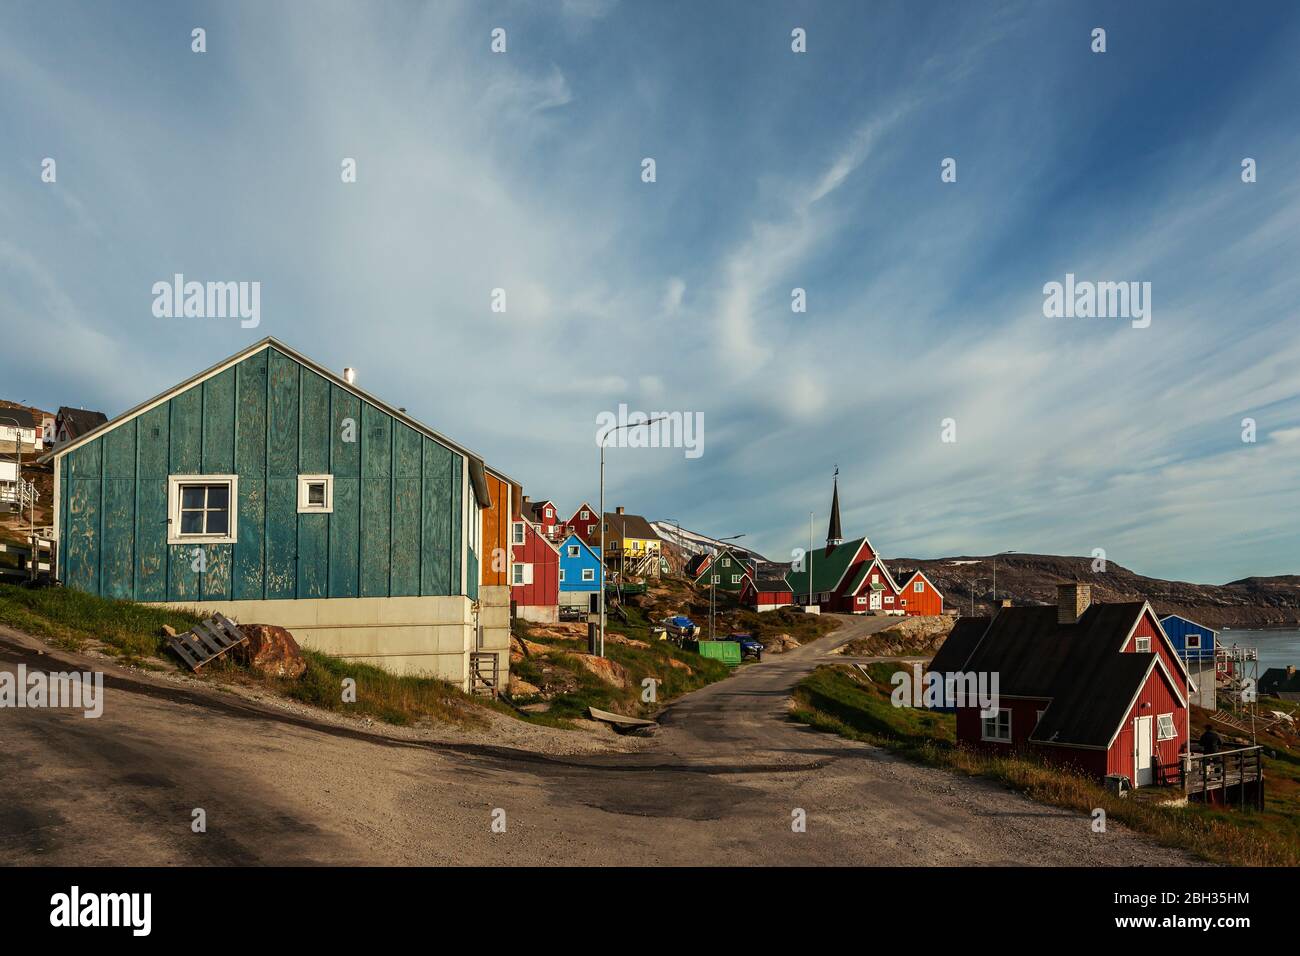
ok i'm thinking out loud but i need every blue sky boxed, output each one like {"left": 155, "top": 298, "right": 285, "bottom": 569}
{"left": 3, "top": 0, "right": 1299, "bottom": 584}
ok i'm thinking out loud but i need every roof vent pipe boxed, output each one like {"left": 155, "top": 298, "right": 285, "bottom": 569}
{"left": 343, "top": 367, "right": 357, "bottom": 385}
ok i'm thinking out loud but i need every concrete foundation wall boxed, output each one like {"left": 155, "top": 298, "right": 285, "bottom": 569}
{"left": 1189, "top": 661, "right": 1216, "bottom": 709}
{"left": 151, "top": 595, "right": 479, "bottom": 686}
{"left": 516, "top": 604, "right": 559, "bottom": 624}
{"left": 477, "top": 585, "right": 512, "bottom": 688}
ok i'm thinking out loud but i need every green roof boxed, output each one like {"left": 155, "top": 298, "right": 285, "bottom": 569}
{"left": 785, "top": 537, "right": 868, "bottom": 595}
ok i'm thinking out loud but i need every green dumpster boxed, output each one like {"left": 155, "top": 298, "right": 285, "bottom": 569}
{"left": 684, "top": 639, "right": 742, "bottom": 667}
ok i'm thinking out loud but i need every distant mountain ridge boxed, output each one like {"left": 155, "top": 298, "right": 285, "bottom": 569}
{"left": 889, "top": 553, "right": 1300, "bottom": 629}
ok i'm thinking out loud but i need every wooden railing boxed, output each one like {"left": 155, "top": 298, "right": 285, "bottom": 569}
{"left": 1181, "top": 746, "right": 1264, "bottom": 809}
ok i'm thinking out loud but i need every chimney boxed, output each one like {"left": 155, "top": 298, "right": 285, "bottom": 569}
{"left": 1057, "top": 583, "right": 1091, "bottom": 625}
{"left": 616, "top": 506, "right": 625, "bottom": 515}
{"left": 522, "top": 496, "right": 531, "bottom": 510}
{"left": 343, "top": 367, "right": 357, "bottom": 385}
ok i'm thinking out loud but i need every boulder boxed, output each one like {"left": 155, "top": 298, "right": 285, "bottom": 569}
{"left": 572, "top": 653, "right": 629, "bottom": 689}
{"left": 234, "top": 624, "right": 307, "bottom": 679}
{"left": 510, "top": 634, "right": 550, "bottom": 662}
{"left": 509, "top": 676, "right": 542, "bottom": 697}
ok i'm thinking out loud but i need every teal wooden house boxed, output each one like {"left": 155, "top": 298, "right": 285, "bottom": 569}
{"left": 47, "top": 337, "right": 510, "bottom": 687}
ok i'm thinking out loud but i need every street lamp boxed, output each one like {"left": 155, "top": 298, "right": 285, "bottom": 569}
{"left": 708, "top": 533, "right": 746, "bottom": 641}
{"left": 598, "top": 415, "right": 665, "bottom": 658}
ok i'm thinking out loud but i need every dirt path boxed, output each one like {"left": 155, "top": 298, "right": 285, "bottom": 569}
{"left": 0, "top": 617, "right": 1196, "bottom": 866}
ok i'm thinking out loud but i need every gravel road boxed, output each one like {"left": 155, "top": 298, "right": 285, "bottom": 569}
{"left": 0, "top": 617, "right": 1195, "bottom": 866}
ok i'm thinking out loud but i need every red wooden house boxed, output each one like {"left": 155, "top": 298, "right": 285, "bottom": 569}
{"left": 928, "top": 584, "right": 1191, "bottom": 788}
{"left": 742, "top": 566, "right": 794, "bottom": 612}
{"left": 510, "top": 516, "right": 560, "bottom": 624}
{"left": 564, "top": 502, "right": 600, "bottom": 544}
{"left": 522, "top": 497, "right": 563, "bottom": 542}
{"left": 895, "top": 569, "right": 944, "bottom": 616}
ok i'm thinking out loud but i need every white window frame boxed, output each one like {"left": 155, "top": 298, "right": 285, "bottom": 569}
{"left": 512, "top": 521, "right": 525, "bottom": 545}
{"left": 297, "top": 474, "right": 334, "bottom": 514}
{"left": 559, "top": 569, "right": 566, "bottom": 583}
{"left": 581, "top": 509, "right": 590, "bottom": 519}
{"left": 1185, "top": 634, "right": 1200, "bottom": 649}
{"left": 981, "top": 708, "right": 1012, "bottom": 743}
{"left": 545, "top": 507, "right": 553, "bottom": 519}
{"left": 568, "top": 544, "right": 580, "bottom": 558}
{"left": 581, "top": 568, "right": 595, "bottom": 582}
{"left": 1134, "top": 636, "right": 1152, "bottom": 653}
{"left": 731, "top": 574, "right": 742, "bottom": 584}
{"left": 914, "top": 581, "right": 924, "bottom": 593}
{"left": 1157, "top": 713, "right": 1176, "bottom": 740}
{"left": 167, "top": 475, "right": 238, "bottom": 545}
{"left": 884, "top": 596, "right": 893, "bottom": 604}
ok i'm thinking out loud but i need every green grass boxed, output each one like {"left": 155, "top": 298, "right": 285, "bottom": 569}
{"left": 792, "top": 662, "right": 1300, "bottom": 867}
{"left": 0, "top": 582, "right": 201, "bottom": 661}
{"left": 0, "top": 583, "right": 485, "bottom": 728}
{"left": 206, "top": 649, "right": 486, "bottom": 728}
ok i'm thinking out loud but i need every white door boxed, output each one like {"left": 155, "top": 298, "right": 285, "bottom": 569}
{"left": 869, "top": 590, "right": 882, "bottom": 610}
{"left": 1135, "top": 716, "right": 1153, "bottom": 786}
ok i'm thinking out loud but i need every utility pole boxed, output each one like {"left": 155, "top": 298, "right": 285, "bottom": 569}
{"left": 598, "top": 415, "right": 664, "bottom": 659}
{"left": 709, "top": 533, "right": 746, "bottom": 641}
{"left": 808, "top": 512, "right": 814, "bottom": 609}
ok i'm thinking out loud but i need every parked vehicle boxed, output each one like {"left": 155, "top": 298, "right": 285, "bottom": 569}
{"left": 662, "top": 615, "right": 698, "bottom": 640}
{"left": 723, "top": 632, "right": 764, "bottom": 661}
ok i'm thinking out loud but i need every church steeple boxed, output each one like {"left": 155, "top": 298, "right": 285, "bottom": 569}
{"left": 827, "top": 467, "right": 843, "bottom": 547}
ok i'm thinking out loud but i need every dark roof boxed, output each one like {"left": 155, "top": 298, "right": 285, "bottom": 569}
{"left": 827, "top": 476, "right": 842, "bottom": 543}
{"left": 1033, "top": 653, "right": 1158, "bottom": 748}
{"left": 57, "top": 407, "right": 107, "bottom": 437}
{"left": 684, "top": 553, "right": 710, "bottom": 577}
{"left": 1, "top": 408, "right": 36, "bottom": 428}
{"left": 928, "top": 617, "right": 990, "bottom": 673}
{"left": 784, "top": 536, "right": 868, "bottom": 595}
{"left": 752, "top": 561, "right": 794, "bottom": 591}
{"left": 604, "top": 511, "right": 659, "bottom": 541}
{"left": 1260, "top": 668, "right": 1300, "bottom": 695}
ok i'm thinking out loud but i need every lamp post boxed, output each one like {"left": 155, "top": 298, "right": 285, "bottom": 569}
{"left": 709, "top": 533, "right": 746, "bottom": 641}
{"left": 598, "top": 415, "right": 665, "bottom": 659}
{"left": 808, "top": 512, "right": 814, "bottom": 609}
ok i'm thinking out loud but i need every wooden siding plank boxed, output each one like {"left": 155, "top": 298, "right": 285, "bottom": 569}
{"left": 167, "top": 541, "right": 200, "bottom": 601}
{"left": 330, "top": 386, "right": 361, "bottom": 478}
{"left": 328, "top": 477, "right": 360, "bottom": 597}
{"left": 235, "top": 348, "right": 268, "bottom": 475}
{"left": 202, "top": 367, "right": 236, "bottom": 473}
{"left": 65, "top": 479, "right": 101, "bottom": 595}
{"left": 450, "top": 455, "right": 462, "bottom": 594}
{"left": 360, "top": 477, "right": 391, "bottom": 597}
{"left": 394, "top": 424, "right": 422, "bottom": 478}
{"left": 135, "top": 480, "right": 168, "bottom": 601}
{"left": 102, "top": 419, "right": 136, "bottom": 480}
{"left": 362, "top": 403, "right": 391, "bottom": 478}
{"left": 202, "top": 544, "right": 232, "bottom": 601}
{"left": 265, "top": 478, "right": 297, "bottom": 598}
{"left": 67, "top": 440, "right": 101, "bottom": 481}
{"left": 232, "top": 478, "right": 265, "bottom": 600}
{"left": 168, "top": 386, "right": 202, "bottom": 474}
{"left": 299, "top": 370, "right": 331, "bottom": 474}
{"left": 267, "top": 349, "right": 300, "bottom": 477}
{"left": 390, "top": 478, "right": 420, "bottom": 596}
{"left": 101, "top": 479, "right": 135, "bottom": 599}
{"left": 297, "top": 513, "right": 328, "bottom": 598}
{"left": 136, "top": 405, "right": 170, "bottom": 478}
{"left": 421, "top": 438, "right": 452, "bottom": 595}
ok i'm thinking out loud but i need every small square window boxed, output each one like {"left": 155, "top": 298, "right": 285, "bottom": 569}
{"left": 297, "top": 474, "right": 334, "bottom": 513}
{"left": 168, "top": 475, "right": 238, "bottom": 545}
{"left": 1186, "top": 634, "right": 1200, "bottom": 649}
{"left": 568, "top": 545, "right": 580, "bottom": 557}
{"left": 914, "top": 581, "right": 924, "bottom": 593}
{"left": 582, "top": 568, "right": 595, "bottom": 582}
{"left": 1135, "top": 637, "right": 1152, "bottom": 653}
{"left": 981, "top": 709, "right": 1012, "bottom": 743}
{"left": 581, "top": 509, "right": 590, "bottom": 519}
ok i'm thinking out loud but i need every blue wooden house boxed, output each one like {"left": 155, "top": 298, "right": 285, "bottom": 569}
{"left": 44, "top": 337, "right": 514, "bottom": 689}
{"left": 1159, "top": 614, "right": 1217, "bottom": 708}
{"left": 558, "top": 532, "right": 601, "bottom": 612}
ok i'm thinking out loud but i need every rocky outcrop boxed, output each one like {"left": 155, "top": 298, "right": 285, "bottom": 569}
{"left": 572, "top": 653, "right": 629, "bottom": 689}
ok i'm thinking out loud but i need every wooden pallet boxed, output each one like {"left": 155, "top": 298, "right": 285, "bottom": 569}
{"left": 167, "top": 614, "right": 248, "bottom": 672}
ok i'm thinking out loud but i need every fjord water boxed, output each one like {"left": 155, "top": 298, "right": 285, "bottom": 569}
{"left": 1220, "top": 628, "right": 1300, "bottom": 673}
